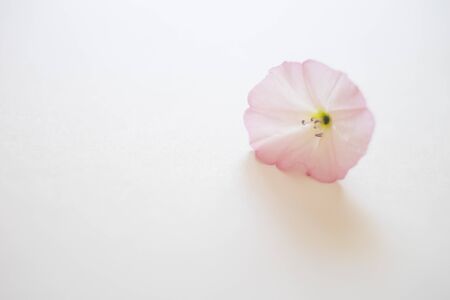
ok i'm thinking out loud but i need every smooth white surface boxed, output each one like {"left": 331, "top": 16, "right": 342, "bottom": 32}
{"left": 1, "top": 0, "right": 450, "bottom": 299}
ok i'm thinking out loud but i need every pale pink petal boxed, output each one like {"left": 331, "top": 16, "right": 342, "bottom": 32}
{"left": 331, "top": 109, "right": 375, "bottom": 168}
{"left": 326, "top": 74, "right": 367, "bottom": 112}
{"left": 302, "top": 59, "right": 342, "bottom": 108}
{"left": 244, "top": 108, "right": 291, "bottom": 144}
{"left": 275, "top": 130, "right": 318, "bottom": 172}
{"left": 248, "top": 62, "right": 317, "bottom": 113}
{"left": 252, "top": 128, "right": 307, "bottom": 165}
{"left": 306, "top": 133, "right": 341, "bottom": 182}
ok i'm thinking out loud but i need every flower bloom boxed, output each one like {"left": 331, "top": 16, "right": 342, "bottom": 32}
{"left": 244, "top": 60, "right": 375, "bottom": 183}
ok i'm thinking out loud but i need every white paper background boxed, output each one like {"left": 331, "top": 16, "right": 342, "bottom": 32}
{"left": 1, "top": 0, "right": 450, "bottom": 299}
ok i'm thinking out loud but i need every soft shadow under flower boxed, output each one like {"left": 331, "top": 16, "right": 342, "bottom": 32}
{"left": 242, "top": 153, "right": 381, "bottom": 261}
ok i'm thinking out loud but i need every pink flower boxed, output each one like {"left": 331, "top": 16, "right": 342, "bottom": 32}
{"left": 244, "top": 60, "right": 375, "bottom": 183}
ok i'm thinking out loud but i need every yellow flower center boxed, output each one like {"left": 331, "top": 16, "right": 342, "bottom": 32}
{"left": 311, "top": 110, "right": 332, "bottom": 129}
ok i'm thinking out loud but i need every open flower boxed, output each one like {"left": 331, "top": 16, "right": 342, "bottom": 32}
{"left": 244, "top": 60, "right": 375, "bottom": 183}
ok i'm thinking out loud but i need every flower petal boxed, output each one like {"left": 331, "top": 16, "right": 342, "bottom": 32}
{"left": 306, "top": 133, "right": 341, "bottom": 182}
{"left": 252, "top": 128, "right": 306, "bottom": 165}
{"left": 244, "top": 108, "right": 300, "bottom": 146}
{"left": 302, "top": 59, "right": 342, "bottom": 108}
{"left": 275, "top": 130, "right": 318, "bottom": 172}
{"left": 326, "top": 74, "right": 367, "bottom": 112}
{"left": 248, "top": 62, "right": 317, "bottom": 113}
{"left": 332, "top": 109, "right": 375, "bottom": 166}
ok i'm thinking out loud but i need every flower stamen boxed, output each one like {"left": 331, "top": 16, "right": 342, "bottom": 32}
{"left": 301, "top": 111, "right": 332, "bottom": 138}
